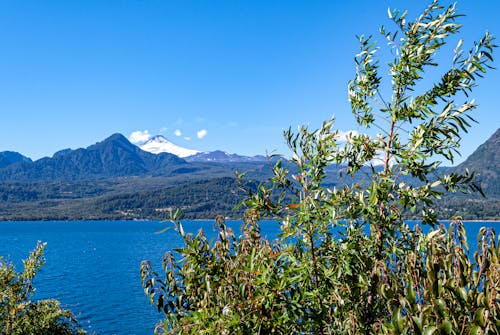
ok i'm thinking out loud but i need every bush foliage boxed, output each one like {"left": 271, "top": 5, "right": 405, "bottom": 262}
{"left": 0, "top": 242, "right": 86, "bottom": 335}
{"left": 142, "top": 1, "right": 499, "bottom": 334}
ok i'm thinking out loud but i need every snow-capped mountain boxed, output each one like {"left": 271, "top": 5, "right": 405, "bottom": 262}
{"left": 139, "top": 134, "right": 268, "bottom": 162}
{"left": 139, "top": 135, "right": 201, "bottom": 158}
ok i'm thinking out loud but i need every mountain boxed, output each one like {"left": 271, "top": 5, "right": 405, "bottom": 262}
{"left": 0, "top": 129, "right": 497, "bottom": 220}
{"left": 139, "top": 135, "right": 200, "bottom": 157}
{"left": 185, "top": 150, "right": 267, "bottom": 163}
{"left": 137, "top": 134, "right": 267, "bottom": 162}
{"left": 415, "top": 128, "right": 500, "bottom": 220}
{"left": 0, "top": 134, "right": 186, "bottom": 181}
{"left": 453, "top": 128, "right": 499, "bottom": 197}
{"left": 0, "top": 151, "right": 32, "bottom": 168}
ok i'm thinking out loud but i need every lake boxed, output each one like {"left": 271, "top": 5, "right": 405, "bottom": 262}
{"left": 0, "top": 220, "right": 497, "bottom": 335}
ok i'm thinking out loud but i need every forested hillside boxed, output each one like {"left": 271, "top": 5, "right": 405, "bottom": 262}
{"left": 0, "top": 129, "right": 497, "bottom": 220}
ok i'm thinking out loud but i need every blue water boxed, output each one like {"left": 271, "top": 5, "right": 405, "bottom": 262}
{"left": 0, "top": 220, "right": 280, "bottom": 335}
{"left": 0, "top": 220, "right": 496, "bottom": 335}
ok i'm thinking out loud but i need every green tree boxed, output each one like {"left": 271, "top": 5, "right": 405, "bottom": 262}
{"left": 0, "top": 242, "right": 86, "bottom": 335}
{"left": 142, "top": 1, "right": 499, "bottom": 333}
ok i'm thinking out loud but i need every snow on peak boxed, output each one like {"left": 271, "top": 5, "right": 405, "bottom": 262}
{"left": 139, "top": 135, "right": 201, "bottom": 158}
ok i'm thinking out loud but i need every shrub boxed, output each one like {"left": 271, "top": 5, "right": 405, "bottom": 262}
{"left": 0, "top": 242, "right": 86, "bottom": 335}
{"left": 142, "top": 1, "right": 499, "bottom": 334}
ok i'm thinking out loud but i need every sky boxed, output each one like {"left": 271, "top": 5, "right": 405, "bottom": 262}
{"left": 0, "top": 0, "right": 499, "bottom": 165}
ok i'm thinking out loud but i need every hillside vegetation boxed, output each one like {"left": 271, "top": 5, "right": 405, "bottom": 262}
{"left": 0, "top": 128, "right": 497, "bottom": 220}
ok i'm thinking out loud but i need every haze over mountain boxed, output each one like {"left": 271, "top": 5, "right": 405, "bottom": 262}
{"left": 185, "top": 150, "right": 267, "bottom": 163}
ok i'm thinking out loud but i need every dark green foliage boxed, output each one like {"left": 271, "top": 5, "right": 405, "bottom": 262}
{"left": 0, "top": 150, "right": 497, "bottom": 221}
{"left": 0, "top": 243, "right": 86, "bottom": 334}
{"left": 0, "top": 177, "right": 256, "bottom": 220}
{"left": 0, "top": 181, "right": 110, "bottom": 202}
{"left": 406, "top": 196, "right": 500, "bottom": 221}
{"left": 0, "top": 158, "right": 278, "bottom": 220}
{"left": 142, "top": 1, "right": 499, "bottom": 334}
{"left": 95, "top": 177, "right": 253, "bottom": 219}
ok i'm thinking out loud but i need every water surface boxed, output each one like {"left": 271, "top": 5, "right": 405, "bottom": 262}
{"left": 0, "top": 220, "right": 496, "bottom": 334}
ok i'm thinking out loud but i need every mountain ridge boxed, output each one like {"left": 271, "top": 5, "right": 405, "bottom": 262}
{"left": 0, "top": 130, "right": 496, "bottom": 184}
{"left": 0, "top": 133, "right": 186, "bottom": 181}
{"left": 454, "top": 128, "right": 499, "bottom": 197}
{"left": 185, "top": 150, "right": 268, "bottom": 163}
{"left": 0, "top": 129, "right": 497, "bottom": 220}
{"left": 138, "top": 134, "right": 268, "bottom": 163}
{"left": 0, "top": 151, "right": 32, "bottom": 168}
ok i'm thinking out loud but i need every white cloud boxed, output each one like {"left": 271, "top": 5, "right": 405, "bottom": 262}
{"left": 197, "top": 129, "right": 208, "bottom": 139}
{"left": 129, "top": 130, "right": 151, "bottom": 144}
{"left": 174, "top": 129, "right": 182, "bottom": 137}
{"left": 184, "top": 136, "right": 191, "bottom": 141}
{"left": 335, "top": 130, "right": 359, "bottom": 142}
{"left": 159, "top": 127, "right": 168, "bottom": 133}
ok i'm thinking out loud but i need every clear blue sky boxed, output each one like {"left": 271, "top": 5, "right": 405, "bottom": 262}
{"left": 0, "top": 0, "right": 498, "bottom": 164}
